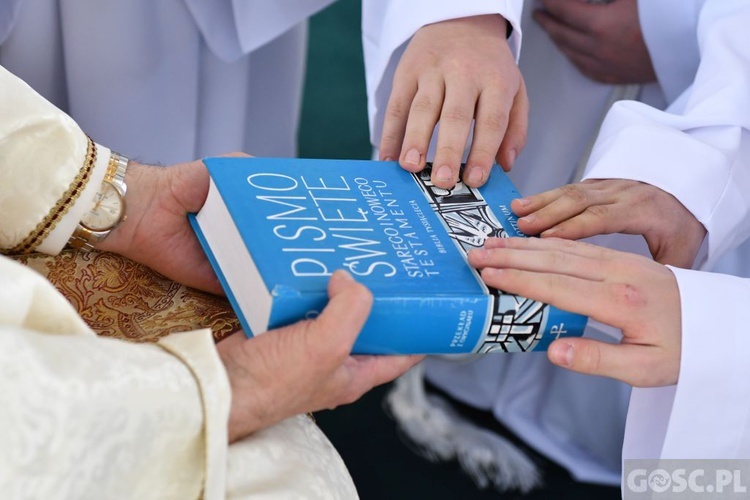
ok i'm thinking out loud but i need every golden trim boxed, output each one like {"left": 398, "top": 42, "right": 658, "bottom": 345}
{"left": 5, "top": 136, "right": 98, "bottom": 255}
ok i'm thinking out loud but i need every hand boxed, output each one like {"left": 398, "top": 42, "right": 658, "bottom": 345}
{"left": 468, "top": 237, "right": 681, "bottom": 387}
{"left": 534, "top": 0, "right": 656, "bottom": 84}
{"left": 217, "top": 271, "right": 423, "bottom": 442}
{"left": 512, "top": 179, "right": 706, "bottom": 268}
{"left": 98, "top": 157, "right": 226, "bottom": 294}
{"left": 379, "top": 14, "right": 528, "bottom": 188}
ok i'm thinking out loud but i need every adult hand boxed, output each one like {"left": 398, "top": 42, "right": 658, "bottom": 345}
{"left": 98, "top": 157, "right": 230, "bottom": 295}
{"left": 512, "top": 179, "right": 706, "bottom": 268}
{"left": 380, "top": 14, "right": 528, "bottom": 188}
{"left": 468, "top": 237, "right": 681, "bottom": 387}
{"left": 534, "top": 0, "right": 656, "bottom": 84}
{"left": 217, "top": 271, "right": 423, "bottom": 442}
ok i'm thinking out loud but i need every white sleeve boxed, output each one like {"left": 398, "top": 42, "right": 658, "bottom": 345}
{"left": 624, "top": 266, "right": 750, "bottom": 460}
{"left": 0, "top": 64, "right": 111, "bottom": 255}
{"left": 362, "top": 0, "right": 525, "bottom": 148}
{"left": 0, "top": 256, "right": 231, "bottom": 498}
{"left": 583, "top": 0, "right": 750, "bottom": 269}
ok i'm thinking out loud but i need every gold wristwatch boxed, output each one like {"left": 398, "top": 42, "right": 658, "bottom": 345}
{"left": 68, "top": 152, "right": 129, "bottom": 251}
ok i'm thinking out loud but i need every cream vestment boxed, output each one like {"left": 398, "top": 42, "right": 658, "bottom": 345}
{"left": 0, "top": 66, "right": 357, "bottom": 499}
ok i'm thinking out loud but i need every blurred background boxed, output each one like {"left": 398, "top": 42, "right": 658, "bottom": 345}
{"left": 298, "top": 0, "right": 370, "bottom": 161}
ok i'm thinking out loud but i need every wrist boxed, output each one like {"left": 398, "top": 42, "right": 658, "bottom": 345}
{"left": 67, "top": 151, "right": 130, "bottom": 252}
{"left": 217, "top": 332, "right": 270, "bottom": 443}
{"left": 93, "top": 161, "right": 154, "bottom": 255}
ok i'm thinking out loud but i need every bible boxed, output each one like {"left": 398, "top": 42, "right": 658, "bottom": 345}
{"left": 189, "top": 157, "right": 587, "bottom": 354}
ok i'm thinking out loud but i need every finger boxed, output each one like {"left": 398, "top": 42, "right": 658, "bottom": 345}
{"left": 539, "top": 203, "right": 635, "bottom": 239}
{"left": 431, "top": 82, "right": 478, "bottom": 188}
{"left": 496, "top": 77, "right": 529, "bottom": 172}
{"left": 399, "top": 80, "right": 445, "bottom": 173}
{"left": 533, "top": 8, "right": 597, "bottom": 58}
{"left": 482, "top": 235, "right": 629, "bottom": 261}
{"left": 546, "top": 37, "right": 619, "bottom": 84}
{"left": 540, "top": 181, "right": 660, "bottom": 238}
{"left": 548, "top": 339, "right": 673, "bottom": 387}
{"left": 481, "top": 235, "right": 624, "bottom": 268}
{"left": 480, "top": 267, "right": 601, "bottom": 312}
{"left": 469, "top": 244, "right": 607, "bottom": 281}
{"left": 313, "top": 271, "right": 374, "bottom": 356}
{"left": 516, "top": 186, "right": 608, "bottom": 235}
{"left": 348, "top": 355, "right": 424, "bottom": 393}
{"left": 219, "top": 152, "right": 253, "bottom": 158}
{"left": 536, "top": 0, "right": 598, "bottom": 33}
{"left": 329, "top": 356, "right": 424, "bottom": 408}
{"left": 463, "top": 85, "right": 511, "bottom": 187}
{"left": 479, "top": 264, "right": 638, "bottom": 325}
{"left": 481, "top": 262, "right": 654, "bottom": 332}
{"left": 510, "top": 185, "right": 571, "bottom": 217}
{"left": 380, "top": 77, "right": 418, "bottom": 161}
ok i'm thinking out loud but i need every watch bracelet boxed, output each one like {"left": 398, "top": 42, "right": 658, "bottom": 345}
{"left": 68, "top": 151, "right": 129, "bottom": 251}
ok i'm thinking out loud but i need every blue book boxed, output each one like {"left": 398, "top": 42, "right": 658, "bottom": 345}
{"left": 189, "top": 157, "right": 588, "bottom": 354}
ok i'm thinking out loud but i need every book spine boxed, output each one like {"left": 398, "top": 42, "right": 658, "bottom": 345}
{"left": 269, "top": 292, "right": 490, "bottom": 354}
{"left": 269, "top": 291, "right": 586, "bottom": 355}
{"left": 358, "top": 295, "right": 492, "bottom": 354}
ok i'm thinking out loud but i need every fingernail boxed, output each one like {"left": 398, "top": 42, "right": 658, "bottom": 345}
{"left": 436, "top": 165, "right": 453, "bottom": 182}
{"left": 404, "top": 148, "right": 421, "bottom": 166}
{"left": 515, "top": 197, "right": 531, "bottom": 207}
{"left": 551, "top": 343, "right": 574, "bottom": 367}
{"left": 382, "top": 156, "right": 394, "bottom": 162}
{"left": 542, "top": 227, "right": 558, "bottom": 237}
{"left": 564, "top": 344, "right": 574, "bottom": 367}
{"left": 467, "top": 166, "right": 485, "bottom": 186}
{"left": 519, "top": 214, "right": 535, "bottom": 224}
{"left": 484, "top": 237, "right": 506, "bottom": 249}
{"left": 335, "top": 270, "right": 354, "bottom": 281}
{"left": 481, "top": 268, "right": 502, "bottom": 280}
{"left": 470, "top": 248, "right": 489, "bottom": 259}
{"left": 507, "top": 149, "right": 517, "bottom": 169}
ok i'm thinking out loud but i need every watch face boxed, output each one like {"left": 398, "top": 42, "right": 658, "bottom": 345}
{"left": 81, "top": 181, "right": 125, "bottom": 231}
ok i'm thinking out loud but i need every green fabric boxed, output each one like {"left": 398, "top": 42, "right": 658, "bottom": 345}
{"left": 299, "top": 0, "right": 371, "bottom": 160}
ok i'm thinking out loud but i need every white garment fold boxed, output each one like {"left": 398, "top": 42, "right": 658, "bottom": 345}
{"left": 0, "top": 0, "right": 313, "bottom": 164}
{"left": 184, "top": 0, "right": 334, "bottom": 62}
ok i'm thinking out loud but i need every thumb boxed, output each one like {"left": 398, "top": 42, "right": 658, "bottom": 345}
{"left": 312, "top": 270, "right": 373, "bottom": 353}
{"left": 547, "top": 338, "right": 665, "bottom": 387}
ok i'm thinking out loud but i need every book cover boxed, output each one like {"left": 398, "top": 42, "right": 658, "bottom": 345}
{"left": 190, "top": 157, "right": 588, "bottom": 354}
